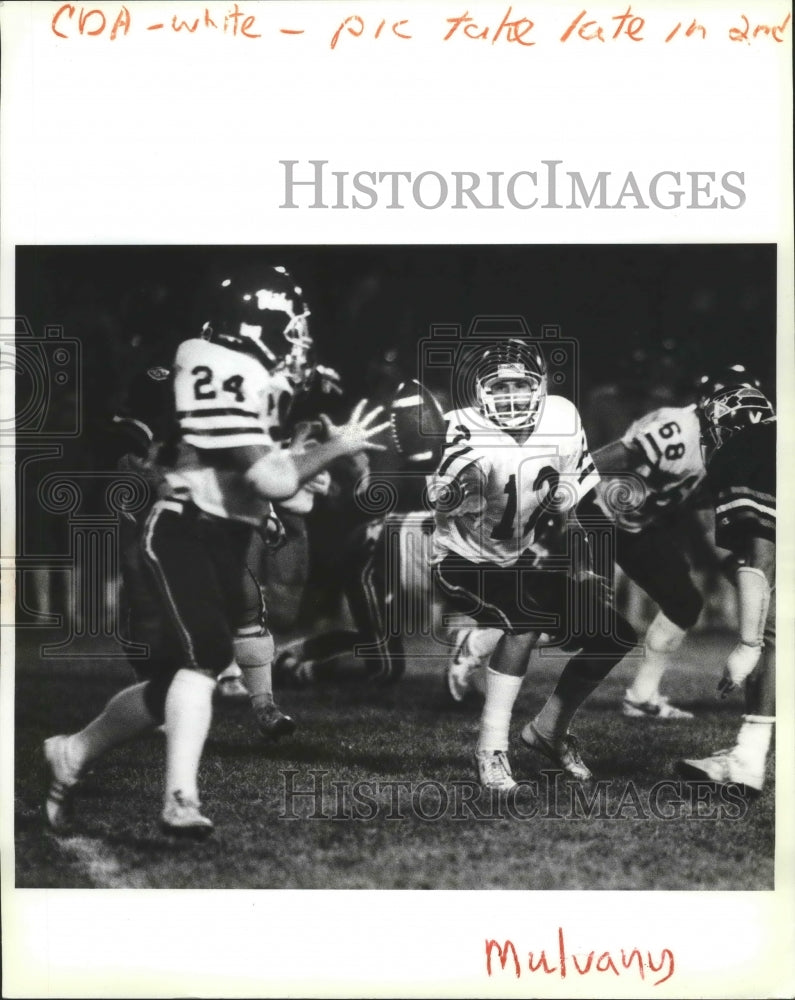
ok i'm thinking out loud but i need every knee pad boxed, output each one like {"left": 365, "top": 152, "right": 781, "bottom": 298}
{"left": 234, "top": 629, "right": 275, "bottom": 668}
{"left": 646, "top": 610, "right": 687, "bottom": 653}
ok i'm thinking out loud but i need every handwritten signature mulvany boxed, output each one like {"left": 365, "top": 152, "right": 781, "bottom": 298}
{"left": 486, "top": 927, "right": 675, "bottom": 985}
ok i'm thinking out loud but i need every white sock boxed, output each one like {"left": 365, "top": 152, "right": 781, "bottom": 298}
{"left": 70, "top": 682, "right": 156, "bottom": 772}
{"left": 163, "top": 670, "right": 215, "bottom": 805}
{"left": 241, "top": 666, "right": 273, "bottom": 709}
{"left": 234, "top": 634, "right": 275, "bottom": 708}
{"left": 627, "top": 648, "right": 669, "bottom": 704}
{"left": 478, "top": 668, "right": 524, "bottom": 752}
{"left": 735, "top": 715, "right": 774, "bottom": 768}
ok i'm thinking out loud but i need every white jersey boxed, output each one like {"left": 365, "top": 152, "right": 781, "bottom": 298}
{"left": 430, "top": 396, "right": 599, "bottom": 567}
{"left": 595, "top": 404, "right": 706, "bottom": 533}
{"left": 164, "top": 338, "right": 283, "bottom": 525}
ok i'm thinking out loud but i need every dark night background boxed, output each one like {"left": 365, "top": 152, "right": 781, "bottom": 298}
{"left": 16, "top": 244, "right": 776, "bottom": 433}
{"left": 12, "top": 242, "right": 777, "bottom": 630}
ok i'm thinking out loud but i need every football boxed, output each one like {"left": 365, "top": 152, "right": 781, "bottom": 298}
{"left": 389, "top": 379, "right": 447, "bottom": 470}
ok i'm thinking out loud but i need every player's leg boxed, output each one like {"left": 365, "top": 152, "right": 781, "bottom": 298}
{"left": 616, "top": 526, "right": 701, "bottom": 718}
{"left": 142, "top": 502, "right": 247, "bottom": 836}
{"left": 435, "top": 555, "right": 541, "bottom": 790}
{"left": 278, "top": 518, "right": 399, "bottom": 684}
{"left": 444, "top": 624, "right": 501, "bottom": 704}
{"left": 352, "top": 516, "right": 407, "bottom": 682}
{"left": 678, "top": 591, "right": 775, "bottom": 793}
{"left": 233, "top": 564, "right": 296, "bottom": 740}
{"left": 521, "top": 571, "right": 639, "bottom": 780}
{"left": 43, "top": 513, "right": 167, "bottom": 831}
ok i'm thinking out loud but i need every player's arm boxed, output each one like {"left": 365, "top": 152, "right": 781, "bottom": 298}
{"left": 717, "top": 534, "right": 774, "bottom": 698}
{"left": 427, "top": 460, "right": 487, "bottom": 518}
{"left": 292, "top": 400, "right": 388, "bottom": 483}
{"left": 213, "top": 401, "right": 388, "bottom": 502}
{"left": 591, "top": 438, "right": 639, "bottom": 475}
{"left": 712, "top": 441, "right": 776, "bottom": 697}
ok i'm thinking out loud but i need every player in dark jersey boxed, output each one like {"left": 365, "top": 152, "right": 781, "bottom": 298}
{"left": 677, "top": 377, "right": 776, "bottom": 794}
{"left": 42, "top": 265, "right": 389, "bottom": 837}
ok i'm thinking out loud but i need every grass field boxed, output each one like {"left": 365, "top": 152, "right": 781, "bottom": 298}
{"left": 14, "top": 629, "right": 774, "bottom": 891}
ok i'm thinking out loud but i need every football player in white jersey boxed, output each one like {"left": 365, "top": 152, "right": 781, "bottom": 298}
{"left": 430, "top": 338, "right": 638, "bottom": 790}
{"left": 43, "top": 265, "right": 389, "bottom": 837}
{"left": 579, "top": 403, "right": 708, "bottom": 718}
{"left": 445, "top": 367, "right": 760, "bottom": 719}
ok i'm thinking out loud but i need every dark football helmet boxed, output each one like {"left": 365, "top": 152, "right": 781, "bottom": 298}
{"left": 695, "top": 363, "right": 761, "bottom": 403}
{"left": 473, "top": 338, "right": 547, "bottom": 431}
{"left": 697, "top": 375, "right": 775, "bottom": 454}
{"left": 201, "top": 265, "right": 313, "bottom": 384}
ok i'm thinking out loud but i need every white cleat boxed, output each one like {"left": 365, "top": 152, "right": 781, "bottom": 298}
{"left": 160, "top": 791, "right": 214, "bottom": 839}
{"left": 520, "top": 722, "right": 593, "bottom": 782}
{"left": 676, "top": 747, "right": 764, "bottom": 794}
{"left": 43, "top": 735, "right": 82, "bottom": 831}
{"left": 623, "top": 690, "right": 694, "bottom": 720}
{"left": 445, "top": 630, "right": 482, "bottom": 703}
{"left": 474, "top": 749, "right": 517, "bottom": 791}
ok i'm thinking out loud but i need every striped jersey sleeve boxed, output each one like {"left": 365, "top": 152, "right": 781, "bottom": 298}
{"left": 553, "top": 398, "right": 599, "bottom": 502}
{"left": 172, "top": 338, "right": 271, "bottom": 450}
{"left": 572, "top": 423, "right": 600, "bottom": 500}
{"left": 708, "top": 420, "right": 776, "bottom": 547}
{"left": 426, "top": 412, "right": 486, "bottom": 515}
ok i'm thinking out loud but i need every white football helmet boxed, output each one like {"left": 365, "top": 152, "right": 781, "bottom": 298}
{"left": 474, "top": 339, "right": 547, "bottom": 431}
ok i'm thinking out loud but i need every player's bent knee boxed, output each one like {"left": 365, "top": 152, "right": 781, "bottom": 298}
{"left": 646, "top": 610, "right": 688, "bottom": 653}
{"left": 143, "top": 670, "right": 176, "bottom": 723}
{"left": 660, "top": 588, "right": 703, "bottom": 632}
{"left": 234, "top": 630, "right": 275, "bottom": 668}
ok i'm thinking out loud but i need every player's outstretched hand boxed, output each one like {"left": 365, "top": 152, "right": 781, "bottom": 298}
{"left": 319, "top": 400, "right": 391, "bottom": 456}
{"left": 717, "top": 641, "right": 762, "bottom": 698}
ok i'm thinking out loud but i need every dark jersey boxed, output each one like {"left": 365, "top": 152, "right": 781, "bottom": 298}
{"left": 707, "top": 419, "right": 776, "bottom": 550}
{"left": 99, "top": 363, "right": 175, "bottom": 468}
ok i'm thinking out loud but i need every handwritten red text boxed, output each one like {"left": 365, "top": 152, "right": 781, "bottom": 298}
{"left": 561, "top": 6, "right": 645, "bottom": 42}
{"left": 485, "top": 927, "right": 675, "bottom": 986}
{"left": 330, "top": 15, "right": 411, "bottom": 49}
{"left": 444, "top": 7, "right": 535, "bottom": 45}
{"left": 52, "top": 5, "right": 130, "bottom": 39}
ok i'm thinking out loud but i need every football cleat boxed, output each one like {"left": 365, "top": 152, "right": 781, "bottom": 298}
{"left": 254, "top": 701, "right": 297, "bottom": 742}
{"left": 676, "top": 747, "right": 764, "bottom": 794}
{"left": 43, "top": 735, "right": 82, "bottom": 831}
{"left": 216, "top": 674, "right": 249, "bottom": 701}
{"left": 520, "top": 722, "right": 593, "bottom": 782}
{"left": 160, "top": 791, "right": 214, "bottom": 839}
{"left": 474, "top": 749, "right": 517, "bottom": 791}
{"left": 622, "top": 691, "right": 694, "bottom": 720}
{"left": 445, "top": 629, "right": 483, "bottom": 704}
